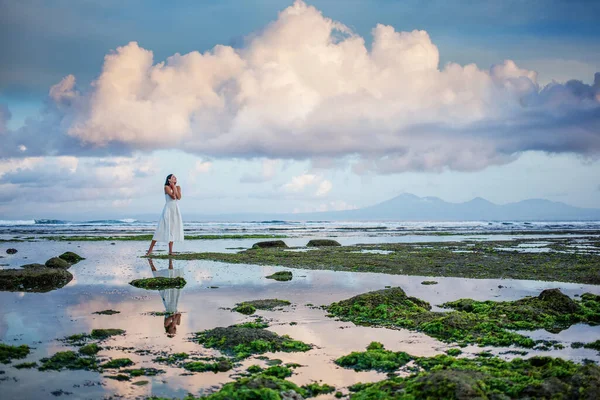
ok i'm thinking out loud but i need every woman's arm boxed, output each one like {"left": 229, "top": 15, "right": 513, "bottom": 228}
{"left": 176, "top": 186, "right": 182, "bottom": 200}
{"left": 164, "top": 185, "right": 177, "bottom": 200}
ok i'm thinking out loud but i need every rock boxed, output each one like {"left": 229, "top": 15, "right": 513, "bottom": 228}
{"left": 306, "top": 239, "right": 341, "bottom": 247}
{"left": 266, "top": 271, "right": 293, "bottom": 281}
{"left": 421, "top": 280, "right": 438, "bottom": 285}
{"left": 129, "top": 277, "right": 186, "bottom": 290}
{"left": 20, "top": 263, "right": 45, "bottom": 269}
{"left": 0, "top": 267, "right": 73, "bottom": 292}
{"left": 233, "top": 303, "right": 256, "bottom": 315}
{"left": 241, "top": 299, "right": 291, "bottom": 310}
{"left": 252, "top": 240, "right": 288, "bottom": 249}
{"left": 6, "top": 248, "right": 17, "bottom": 254}
{"left": 537, "top": 288, "right": 580, "bottom": 314}
{"left": 45, "top": 257, "right": 71, "bottom": 269}
{"left": 59, "top": 251, "right": 84, "bottom": 264}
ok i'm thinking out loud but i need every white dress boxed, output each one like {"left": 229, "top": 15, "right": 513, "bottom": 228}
{"left": 152, "top": 268, "right": 183, "bottom": 313}
{"left": 152, "top": 193, "right": 184, "bottom": 242}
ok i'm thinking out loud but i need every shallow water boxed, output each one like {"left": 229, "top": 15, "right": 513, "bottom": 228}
{"left": 1, "top": 239, "right": 600, "bottom": 399}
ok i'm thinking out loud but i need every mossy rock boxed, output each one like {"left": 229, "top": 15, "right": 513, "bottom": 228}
{"left": 344, "top": 346, "right": 600, "bottom": 400}
{"left": 129, "top": 277, "right": 186, "bottom": 290}
{"left": 6, "top": 248, "right": 17, "bottom": 254}
{"left": 421, "top": 280, "right": 438, "bottom": 285}
{"left": 0, "top": 343, "right": 30, "bottom": 364}
{"left": 331, "top": 287, "right": 432, "bottom": 313}
{"left": 252, "top": 240, "right": 288, "bottom": 249}
{"left": 79, "top": 343, "right": 101, "bottom": 356}
{"left": 194, "top": 324, "right": 312, "bottom": 359}
{"left": 0, "top": 267, "right": 73, "bottom": 292}
{"left": 328, "top": 287, "right": 600, "bottom": 349}
{"left": 38, "top": 351, "right": 98, "bottom": 371}
{"left": 90, "top": 329, "right": 125, "bottom": 340}
{"left": 233, "top": 303, "right": 256, "bottom": 315}
{"left": 306, "top": 239, "right": 341, "bottom": 247}
{"left": 335, "top": 342, "right": 412, "bottom": 372}
{"left": 102, "top": 358, "right": 134, "bottom": 369}
{"left": 58, "top": 251, "right": 84, "bottom": 264}
{"left": 20, "top": 263, "right": 45, "bottom": 269}
{"left": 184, "top": 359, "right": 233, "bottom": 373}
{"left": 242, "top": 299, "right": 291, "bottom": 310}
{"left": 45, "top": 257, "right": 71, "bottom": 269}
{"left": 266, "top": 271, "right": 293, "bottom": 281}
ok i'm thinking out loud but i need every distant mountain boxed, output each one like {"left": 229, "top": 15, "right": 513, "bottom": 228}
{"left": 180, "top": 193, "right": 600, "bottom": 221}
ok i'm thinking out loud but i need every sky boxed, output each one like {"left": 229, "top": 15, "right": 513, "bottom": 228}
{"left": 0, "top": 0, "right": 599, "bottom": 219}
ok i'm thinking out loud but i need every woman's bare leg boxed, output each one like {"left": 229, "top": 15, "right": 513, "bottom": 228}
{"left": 168, "top": 241, "right": 174, "bottom": 255}
{"left": 146, "top": 240, "right": 157, "bottom": 256}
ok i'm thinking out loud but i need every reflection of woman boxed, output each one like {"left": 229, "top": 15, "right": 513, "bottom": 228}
{"left": 146, "top": 174, "right": 184, "bottom": 256}
{"left": 147, "top": 258, "right": 183, "bottom": 336}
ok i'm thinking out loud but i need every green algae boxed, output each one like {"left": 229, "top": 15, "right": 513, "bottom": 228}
{"left": 194, "top": 323, "right": 312, "bottom": 359}
{"left": 58, "top": 251, "right": 84, "bottom": 264}
{"left": 262, "top": 365, "right": 293, "bottom": 379}
{"left": 45, "top": 257, "right": 71, "bottom": 269}
{"left": 232, "top": 303, "right": 256, "bottom": 315}
{"left": 326, "top": 287, "right": 600, "bottom": 348}
{"left": 90, "top": 328, "right": 125, "bottom": 340}
{"left": 162, "top": 239, "right": 600, "bottom": 284}
{"left": 46, "top": 234, "right": 286, "bottom": 241}
{"left": 302, "top": 382, "right": 336, "bottom": 397}
{"left": 252, "top": 240, "right": 288, "bottom": 249}
{"left": 306, "top": 239, "right": 341, "bottom": 247}
{"left": 446, "top": 348, "right": 463, "bottom": 356}
{"left": 101, "top": 358, "right": 134, "bottom": 368}
{"left": 0, "top": 267, "right": 73, "bottom": 293}
{"left": 584, "top": 340, "right": 600, "bottom": 351}
{"left": 93, "top": 309, "right": 120, "bottom": 315}
{"left": 0, "top": 343, "right": 30, "bottom": 364}
{"left": 183, "top": 359, "right": 233, "bottom": 373}
{"left": 335, "top": 342, "right": 412, "bottom": 372}
{"left": 343, "top": 344, "right": 600, "bottom": 399}
{"left": 243, "top": 299, "right": 291, "bottom": 310}
{"left": 132, "top": 380, "right": 149, "bottom": 386}
{"left": 129, "top": 277, "right": 186, "bottom": 290}
{"left": 153, "top": 352, "right": 188, "bottom": 365}
{"left": 14, "top": 362, "right": 37, "bottom": 369}
{"left": 265, "top": 271, "right": 293, "bottom": 281}
{"left": 203, "top": 373, "right": 304, "bottom": 399}
{"left": 122, "top": 367, "right": 165, "bottom": 377}
{"left": 79, "top": 343, "right": 101, "bottom": 356}
{"left": 233, "top": 299, "right": 291, "bottom": 315}
{"left": 38, "top": 351, "right": 98, "bottom": 371}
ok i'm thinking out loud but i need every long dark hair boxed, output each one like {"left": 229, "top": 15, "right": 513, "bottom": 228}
{"left": 164, "top": 174, "right": 173, "bottom": 186}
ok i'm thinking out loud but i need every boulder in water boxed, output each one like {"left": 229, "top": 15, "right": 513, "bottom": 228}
{"left": 252, "top": 240, "right": 288, "bottom": 249}
{"left": 306, "top": 239, "right": 341, "bottom": 247}
{"left": 45, "top": 257, "right": 71, "bottom": 269}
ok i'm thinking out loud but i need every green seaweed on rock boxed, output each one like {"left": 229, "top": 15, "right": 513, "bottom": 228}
{"left": 194, "top": 323, "right": 312, "bottom": 359}
{"left": 326, "top": 287, "right": 600, "bottom": 348}
{"left": 129, "top": 277, "right": 186, "bottom": 290}
{"left": 265, "top": 271, "right": 293, "bottom": 281}
{"left": 38, "top": 351, "right": 98, "bottom": 371}
{"left": 0, "top": 343, "right": 30, "bottom": 364}
{"left": 342, "top": 344, "right": 600, "bottom": 400}
{"left": 335, "top": 342, "right": 412, "bottom": 372}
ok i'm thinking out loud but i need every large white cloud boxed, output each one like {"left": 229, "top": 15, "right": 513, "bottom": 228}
{"left": 2, "top": 0, "right": 599, "bottom": 173}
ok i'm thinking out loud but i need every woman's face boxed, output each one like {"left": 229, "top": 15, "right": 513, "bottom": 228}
{"left": 170, "top": 175, "right": 177, "bottom": 185}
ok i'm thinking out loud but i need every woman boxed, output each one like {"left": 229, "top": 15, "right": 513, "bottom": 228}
{"left": 146, "top": 174, "right": 184, "bottom": 256}
{"left": 147, "top": 258, "right": 183, "bottom": 337}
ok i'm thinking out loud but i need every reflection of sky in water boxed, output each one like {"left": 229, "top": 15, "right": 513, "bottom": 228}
{"left": 0, "top": 239, "right": 599, "bottom": 399}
